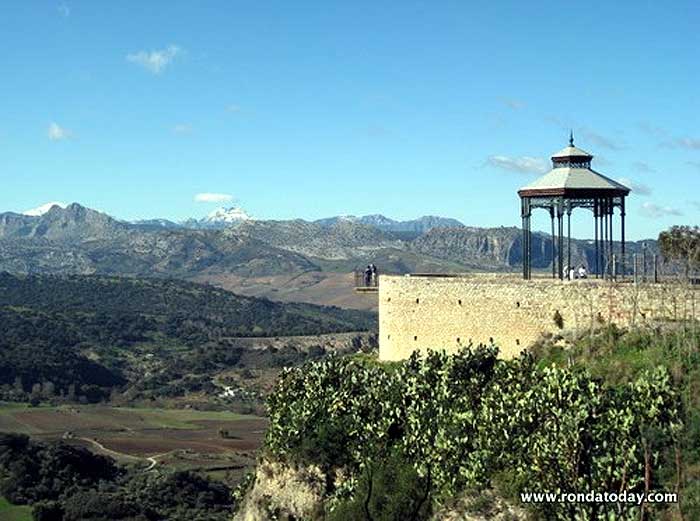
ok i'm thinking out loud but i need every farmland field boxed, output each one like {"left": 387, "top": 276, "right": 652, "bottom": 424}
{"left": 0, "top": 497, "right": 33, "bottom": 521}
{"left": 0, "top": 402, "right": 267, "bottom": 484}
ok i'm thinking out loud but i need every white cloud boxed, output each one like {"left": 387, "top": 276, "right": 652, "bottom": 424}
{"left": 194, "top": 193, "right": 234, "bottom": 203}
{"left": 637, "top": 121, "right": 667, "bottom": 138}
{"left": 617, "top": 177, "right": 652, "bottom": 196}
{"left": 48, "top": 122, "right": 72, "bottom": 141}
{"left": 639, "top": 202, "right": 683, "bottom": 218}
{"left": 579, "top": 127, "right": 624, "bottom": 150}
{"left": 594, "top": 155, "right": 612, "bottom": 167}
{"left": 676, "top": 137, "right": 700, "bottom": 150}
{"left": 632, "top": 161, "right": 656, "bottom": 174}
{"left": 487, "top": 155, "right": 548, "bottom": 174}
{"left": 227, "top": 104, "right": 242, "bottom": 113}
{"left": 58, "top": 3, "right": 70, "bottom": 17}
{"left": 500, "top": 98, "right": 525, "bottom": 110}
{"left": 126, "top": 45, "right": 181, "bottom": 74}
{"left": 687, "top": 161, "right": 700, "bottom": 171}
{"left": 543, "top": 115, "right": 571, "bottom": 130}
{"left": 660, "top": 136, "right": 700, "bottom": 150}
{"left": 172, "top": 123, "right": 192, "bottom": 135}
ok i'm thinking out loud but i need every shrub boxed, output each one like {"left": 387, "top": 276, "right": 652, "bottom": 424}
{"left": 327, "top": 451, "right": 431, "bottom": 521}
{"left": 264, "top": 343, "right": 683, "bottom": 520}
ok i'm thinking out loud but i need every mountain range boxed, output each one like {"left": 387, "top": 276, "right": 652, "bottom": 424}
{"left": 0, "top": 203, "right": 659, "bottom": 309}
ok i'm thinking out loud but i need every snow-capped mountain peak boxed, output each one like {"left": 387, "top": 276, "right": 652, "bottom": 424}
{"left": 22, "top": 202, "right": 68, "bottom": 216}
{"left": 203, "top": 206, "right": 252, "bottom": 224}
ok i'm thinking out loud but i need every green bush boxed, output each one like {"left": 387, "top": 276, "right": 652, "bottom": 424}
{"left": 327, "top": 451, "right": 431, "bottom": 521}
{"left": 264, "top": 342, "right": 683, "bottom": 520}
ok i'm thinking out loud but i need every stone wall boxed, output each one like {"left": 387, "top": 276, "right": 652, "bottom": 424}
{"left": 378, "top": 274, "right": 700, "bottom": 361}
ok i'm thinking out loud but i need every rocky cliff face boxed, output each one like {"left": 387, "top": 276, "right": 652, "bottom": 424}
{"left": 228, "top": 219, "right": 403, "bottom": 260}
{"left": 411, "top": 226, "right": 657, "bottom": 271}
{"left": 233, "top": 458, "right": 527, "bottom": 521}
{"left": 315, "top": 214, "right": 465, "bottom": 234}
{"left": 233, "top": 460, "right": 328, "bottom": 521}
{"left": 0, "top": 203, "right": 130, "bottom": 242}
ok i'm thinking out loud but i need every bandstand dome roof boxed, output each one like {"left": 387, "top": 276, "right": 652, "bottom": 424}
{"left": 520, "top": 167, "right": 630, "bottom": 193}
{"left": 551, "top": 145, "right": 593, "bottom": 159}
{"left": 518, "top": 135, "right": 631, "bottom": 198}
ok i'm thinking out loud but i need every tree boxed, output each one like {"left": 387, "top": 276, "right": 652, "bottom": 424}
{"left": 658, "top": 226, "right": 700, "bottom": 278}
{"left": 42, "top": 380, "right": 56, "bottom": 398}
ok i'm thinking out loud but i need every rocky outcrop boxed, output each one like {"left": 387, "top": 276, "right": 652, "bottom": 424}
{"left": 228, "top": 219, "right": 402, "bottom": 260}
{"left": 233, "top": 458, "right": 528, "bottom": 521}
{"left": 233, "top": 459, "right": 328, "bottom": 521}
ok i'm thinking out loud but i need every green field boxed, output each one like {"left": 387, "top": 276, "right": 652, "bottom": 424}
{"left": 0, "top": 497, "right": 32, "bottom": 521}
{"left": 0, "top": 402, "right": 256, "bottom": 433}
{"left": 0, "top": 402, "right": 267, "bottom": 486}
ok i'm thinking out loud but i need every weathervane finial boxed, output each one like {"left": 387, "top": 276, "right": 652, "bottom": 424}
{"left": 569, "top": 130, "right": 574, "bottom": 147}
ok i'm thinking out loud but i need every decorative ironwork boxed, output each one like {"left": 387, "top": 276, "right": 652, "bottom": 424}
{"left": 552, "top": 160, "right": 592, "bottom": 168}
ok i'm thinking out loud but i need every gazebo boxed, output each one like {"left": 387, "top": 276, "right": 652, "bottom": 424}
{"left": 518, "top": 134, "right": 631, "bottom": 280}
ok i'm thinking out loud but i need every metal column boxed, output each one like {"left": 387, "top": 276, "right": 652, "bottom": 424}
{"left": 603, "top": 199, "right": 609, "bottom": 279}
{"left": 620, "top": 198, "right": 626, "bottom": 277}
{"left": 557, "top": 204, "right": 564, "bottom": 280}
{"left": 522, "top": 198, "right": 531, "bottom": 280}
{"left": 609, "top": 201, "right": 614, "bottom": 278}
{"left": 594, "top": 199, "right": 599, "bottom": 278}
{"left": 550, "top": 207, "right": 556, "bottom": 279}
{"left": 567, "top": 207, "right": 572, "bottom": 278}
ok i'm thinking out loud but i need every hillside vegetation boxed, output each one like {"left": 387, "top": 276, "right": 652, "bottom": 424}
{"left": 0, "top": 273, "right": 375, "bottom": 403}
{"left": 239, "top": 325, "right": 700, "bottom": 520}
{"left": 0, "top": 433, "right": 233, "bottom": 521}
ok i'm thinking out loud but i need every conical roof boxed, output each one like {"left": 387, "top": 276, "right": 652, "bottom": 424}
{"left": 520, "top": 167, "right": 629, "bottom": 192}
{"left": 551, "top": 145, "right": 593, "bottom": 159}
{"left": 518, "top": 136, "right": 630, "bottom": 197}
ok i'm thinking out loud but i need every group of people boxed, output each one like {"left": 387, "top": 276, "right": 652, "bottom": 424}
{"left": 363, "top": 263, "right": 378, "bottom": 287}
{"left": 566, "top": 264, "right": 588, "bottom": 280}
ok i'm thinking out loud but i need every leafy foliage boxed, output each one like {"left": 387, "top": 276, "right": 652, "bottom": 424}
{"left": 535, "top": 324, "right": 700, "bottom": 520}
{"left": 0, "top": 433, "right": 120, "bottom": 504}
{"left": 327, "top": 450, "right": 431, "bottom": 521}
{"left": 264, "top": 344, "right": 682, "bottom": 520}
{"left": 0, "top": 272, "right": 375, "bottom": 401}
{"left": 658, "top": 225, "right": 700, "bottom": 275}
{"left": 0, "top": 433, "right": 233, "bottom": 521}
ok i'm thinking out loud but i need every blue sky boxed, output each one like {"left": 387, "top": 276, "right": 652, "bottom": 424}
{"left": 0, "top": 1, "right": 698, "bottom": 240}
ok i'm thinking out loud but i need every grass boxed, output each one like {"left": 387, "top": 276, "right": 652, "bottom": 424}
{"left": 109, "top": 406, "right": 256, "bottom": 429}
{"left": 531, "top": 323, "right": 700, "bottom": 519}
{"left": 0, "top": 402, "right": 257, "bottom": 433}
{"left": 0, "top": 497, "right": 33, "bottom": 521}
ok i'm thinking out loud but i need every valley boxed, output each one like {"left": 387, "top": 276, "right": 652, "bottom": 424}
{"left": 0, "top": 402, "right": 265, "bottom": 485}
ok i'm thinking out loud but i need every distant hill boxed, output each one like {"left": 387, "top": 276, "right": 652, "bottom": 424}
{"left": 229, "top": 219, "right": 403, "bottom": 260}
{"left": 181, "top": 206, "right": 253, "bottom": 229}
{"left": 0, "top": 272, "right": 375, "bottom": 336}
{"left": 0, "top": 272, "right": 376, "bottom": 401}
{"left": 314, "top": 214, "right": 464, "bottom": 234}
{"left": 0, "top": 204, "right": 317, "bottom": 277}
{"left": 0, "top": 203, "right": 660, "bottom": 308}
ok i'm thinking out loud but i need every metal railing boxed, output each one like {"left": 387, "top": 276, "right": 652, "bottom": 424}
{"left": 354, "top": 269, "right": 379, "bottom": 288}
{"left": 591, "top": 252, "right": 700, "bottom": 284}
